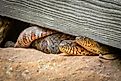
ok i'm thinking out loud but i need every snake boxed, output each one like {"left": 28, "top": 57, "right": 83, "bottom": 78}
{"left": 31, "top": 33, "right": 74, "bottom": 54}
{"left": 59, "top": 36, "right": 116, "bottom": 60}
{"left": 59, "top": 37, "right": 108, "bottom": 55}
{"left": 14, "top": 26, "right": 56, "bottom": 48}
{"left": 14, "top": 26, "right": 74, "bottom": 54}
{"left": 14, "top": 26, "right": 116, "bottom": 60}
{"left": 59, "top": 40, "right": 94, "bottom": 56}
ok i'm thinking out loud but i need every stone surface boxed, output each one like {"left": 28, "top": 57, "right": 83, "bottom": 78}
{"left": 0, "top": 0, "right": 121, "bottom": 49}
{"left": 0, "top": 48, "right": 121, "bottom": 81}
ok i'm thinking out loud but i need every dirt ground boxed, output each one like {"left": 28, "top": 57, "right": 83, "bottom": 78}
{"left": 0, "top": 48, "right": 121, "bottom": 81}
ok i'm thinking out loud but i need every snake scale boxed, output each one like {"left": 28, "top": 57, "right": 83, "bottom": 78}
{"left": 31, "top": 33, "right": 74, "bottom": 54}
{"left": 14, "top": 25, "right": 116, "bottom": 60}
{"left": 14, "top": 26, "right": 56, "bottom": 48}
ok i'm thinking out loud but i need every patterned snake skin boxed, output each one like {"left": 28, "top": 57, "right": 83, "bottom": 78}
{"left": 75, "top": 36, "right": 109, "bottom": 55}
{"left": 31, "top": 33, "right": 74, "bottom": 54}
{"left": 59, "top": 40, "right": 95, "bottom": 56}
{"left": 59, "top": 36, "right": 109, "bottom": 56}
{"left": 14, "top": 26, "right": 56, "bottom": 48}
{"left": 14, "top": 26, "right": 115, "bottom": 60}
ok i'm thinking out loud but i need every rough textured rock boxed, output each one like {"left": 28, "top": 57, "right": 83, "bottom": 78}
{"left": 0, "top": 0, "right": 121, "bottom": 49}
{"left": 0, "top": 48, "right": 121, "bottom": 81}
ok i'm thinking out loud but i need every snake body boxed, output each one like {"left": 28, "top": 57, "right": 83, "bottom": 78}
{"left": 32, "top": 33, "right": 74, "bottom": 54}
{"left": 14, "top": 26, "right": 115, "bottom": 60}
{"left": 59, "top": 40, "right": 94, "bottom": 56}
{"left": 14, "top": 26, "right": 56, "bottom": 48}
{"left": 59, "top": 37, "right": 109, "bottom": 56}
{"left": 75, "top": 36, "right": 109, "bottom": 54}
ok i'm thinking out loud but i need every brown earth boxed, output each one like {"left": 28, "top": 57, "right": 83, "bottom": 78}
{"left": 0, "top": 48, "right": 121, "bottom": 81}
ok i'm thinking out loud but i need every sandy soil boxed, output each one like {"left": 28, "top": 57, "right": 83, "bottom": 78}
{"left": 0, "top": 48, "right": 121, "bottom": 81}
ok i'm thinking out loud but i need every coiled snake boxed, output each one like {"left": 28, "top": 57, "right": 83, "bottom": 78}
{"left": 14, "top": 26, "right": 116, "bottom": 60}
{"left": 14, "top": 26, "right": 56, "bottom": 48}
{"left": 31, "top": 33, "right": 74, "bottom": 54}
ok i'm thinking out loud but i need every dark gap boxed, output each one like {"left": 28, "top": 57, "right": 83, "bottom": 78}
{"left": 0, "top": 16, "right": 30, "bottom": 47}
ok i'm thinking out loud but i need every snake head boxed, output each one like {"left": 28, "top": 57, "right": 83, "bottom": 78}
{"left": 76, "top": 36, "right": 109, "bottom": 54}
{"left": 76, "top": 36, "right": 96, "bottom": 45}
